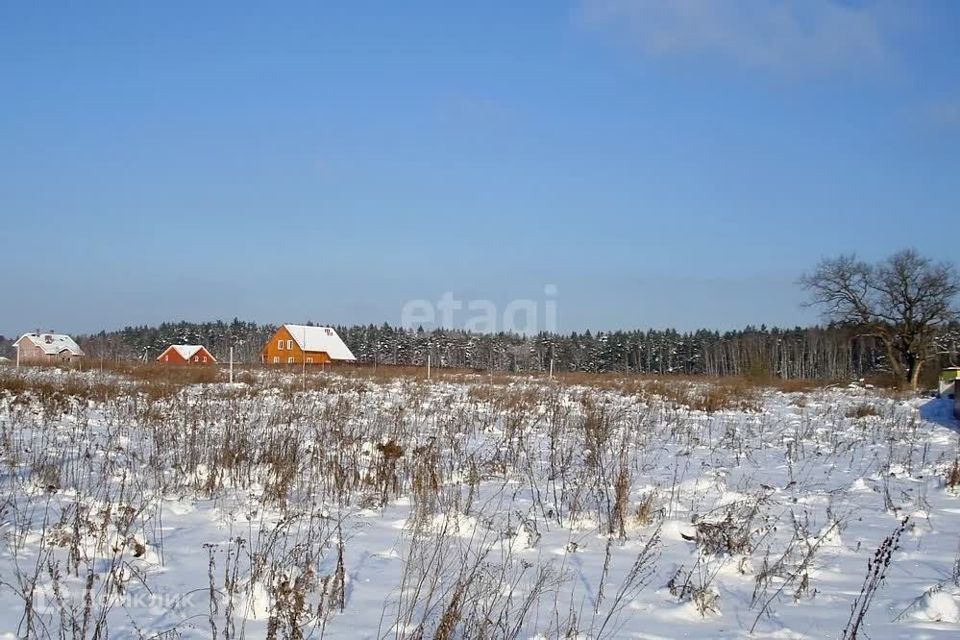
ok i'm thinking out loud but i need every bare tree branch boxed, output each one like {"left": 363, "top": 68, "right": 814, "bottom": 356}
{"left": 800, "top": 249, "right": 959, "bottom": 388}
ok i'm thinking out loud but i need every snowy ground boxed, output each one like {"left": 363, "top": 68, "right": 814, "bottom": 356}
{"left": 1, "top": 368, "right": 960, "bottom": 639}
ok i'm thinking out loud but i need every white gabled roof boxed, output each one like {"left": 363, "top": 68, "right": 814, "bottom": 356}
{"left": 15, "top": 332, "right": 85, "bottom": 356}
{"left": 284, "top": 324, "right": 356, "bottom": 361}
{"left": 163, "top": 345, "right": 214, "bottom": 362}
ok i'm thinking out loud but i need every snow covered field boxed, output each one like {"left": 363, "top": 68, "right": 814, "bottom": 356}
{"left": 1, "top": 368, "right": 960, "bottom": 639}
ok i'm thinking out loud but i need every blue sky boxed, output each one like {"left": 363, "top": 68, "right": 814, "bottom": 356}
{"left": 2, "top": 1, "right": 958, "bottom": 337}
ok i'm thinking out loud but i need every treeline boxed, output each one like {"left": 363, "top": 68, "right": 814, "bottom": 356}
{"left": 75, "top": 320, "right": 273, "bottom": 365}
{"left": 43, "top": 319, "right": 960, "bottom": 382}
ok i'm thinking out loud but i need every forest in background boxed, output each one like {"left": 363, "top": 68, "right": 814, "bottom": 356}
{"left": 5, "top": 319, "right": 960, "bottom": 384}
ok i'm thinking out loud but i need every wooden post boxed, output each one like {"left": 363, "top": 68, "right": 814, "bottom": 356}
{"left": 427, "top": 353, "right": 431, "bottom": 381}
{"left": 229, "top": 346, "right": 234, "bottom": 384}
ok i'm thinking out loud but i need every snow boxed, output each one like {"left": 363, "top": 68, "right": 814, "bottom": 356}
{"left": 284, "top": 324, "right": 356, "bottom": 361}
{"left": 917, "top": 591, "right": 960, "bottom": 623}
{"left": 1, "top": 369, "right": 960, "bottom": 638}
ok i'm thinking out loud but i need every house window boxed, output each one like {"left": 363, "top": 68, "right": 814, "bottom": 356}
{"left": 278, "top": 339, "right": 284, "bottom": 350}
{"left": 306, "top": 357, "right": 313, "bottom": 364}
{"left": 194, "top": 356, "right": 199, "bottom": 362}
{"left": 164, "top": 355, "right": 168, "bottom": 362}
{"left": 287, "top": 340, "right": 293, "bottom": 350}
{"left": 287, "top": 356, "right": 294, "bottom": 364}
{"left": 202, "top": 356, "right": 207, "bottom": 363}
{"left": 272, "top": 356, "right": 279, "bottom": 364}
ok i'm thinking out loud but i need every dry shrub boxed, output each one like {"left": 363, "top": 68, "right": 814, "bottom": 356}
{"left": 845, "top": 403, "right": 880, "bottom": 419}
{"left": 0, "top": 375, "right": 28, "bottom": 395}
{"left": 95, "top": 360, "right": 219, "bottom": 383}
{"left": 259, "top": 432, "right": 302, "bottom": 504}
{"left": 554, "top": 371, "right": 831, "bottom": 402}
{"left": 376, "top": 439, "right": 404, "bottom": 461}
{"left": 859, "top": 371, "right": 907, "bottom": 390}
{"left": 581, "top": 398, "right": 615, "bottom": 466}
{"left": 434, "top": 581, "right": 466, "bottom": 640}
{"left": 374, "top": 439, "right": 405, "bottom": 506}
{"left": 555, "top": 371, "right": 635, "bottom": 393}
{"left": 769, "top": 378, "right": 837, "bottom": 393}
{"left": 235, "top": 370, "right": 259, "bottom": 386}
{"left": 0, "top": 371, "right": 116, "bottom": 408}
{"left": 688, "top": 380, "right": 760, "bottom": 414}
{"left": 331, "top": 363, "right": 488, "bottom": 385}
{"left": 34, "top": 463, "right": 62, "bottom": 493}
{"left": 620, "top": 377, "right": 761, "bottom": 413}
{"left": 635, "top": 491, "right": 659, "bottom": 526}
{"left": 668, "top": 564, "right": 720, "bottom": 617}
{"left": 410, "top": 442, "right": 442, "bottom": 524}
{"left": 265, "top": 572, "right": 309, "bottom": 640}
{"left": 466, "top": 384, "right": 500, "bottom": 404}
{"left": 610, "top": 465, "right": 631, "bottom": 538}
{"left": 695, "top": 513, "right": 753, "bottom": 556}
{"left": 129, "top": 364, "right": 220, "bottom": 385}
{"left": 946, "top": 459, "right": 960, "bottom": 489}
{"left": 694, "top": 497, "right": 765, "bottom": 556}
{"left": 640, "top": 379, "right": 693, "bottom": 407}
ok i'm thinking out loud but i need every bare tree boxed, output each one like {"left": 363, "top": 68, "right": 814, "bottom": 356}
{"left": 800, "top": 249, "right": 959, "bottom": 388}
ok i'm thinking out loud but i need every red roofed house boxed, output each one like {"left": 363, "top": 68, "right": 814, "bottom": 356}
{"left": 156, "top": 345, "right": 217, "bottom": 365}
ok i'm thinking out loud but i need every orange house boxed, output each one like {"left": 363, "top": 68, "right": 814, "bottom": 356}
{"left": 157, "top": 345, "right": 217, "bottom": 365}
{"left": 261, "top": 324, "right": 356, "bottom": 365}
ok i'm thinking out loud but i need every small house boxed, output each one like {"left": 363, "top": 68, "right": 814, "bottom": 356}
{"left": 955, "top": 379, "right": 960, "bottom": 419}
{"left": 940, "top": 367, "right": 960, "bottom": 398}
{"left": 157, "top": 345, "right": 217, "bottom": 365}
{"left": 261, "top": 324, "right": 356, "bottom": 365}
{"left": 13, "top": 332, "right": 85, "bottom": 364}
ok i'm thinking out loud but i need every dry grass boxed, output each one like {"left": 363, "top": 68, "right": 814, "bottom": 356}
{"left": 767, "top": 378, "right": 840, "bottom": 393}
{"left": 0, "top": 360, "right": 929, "bottom": 638}
{"left": 691, "top": 381, "right": 761, "bottom": 413}
{"left": 0, "top": 371, "right": 116, "bottom": 404}
{"left": 629, "top": 378, "right": 761, "bottom": 413}
{"left": 97, "top": 361, "right": 222, "bottom": 384}
{"left": 16, "top": 357, "right": 851, "bottom": 397}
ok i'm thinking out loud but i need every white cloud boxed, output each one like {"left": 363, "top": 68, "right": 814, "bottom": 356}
{"left": 578, "top": 0, "right": 892, "bottom": 74}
